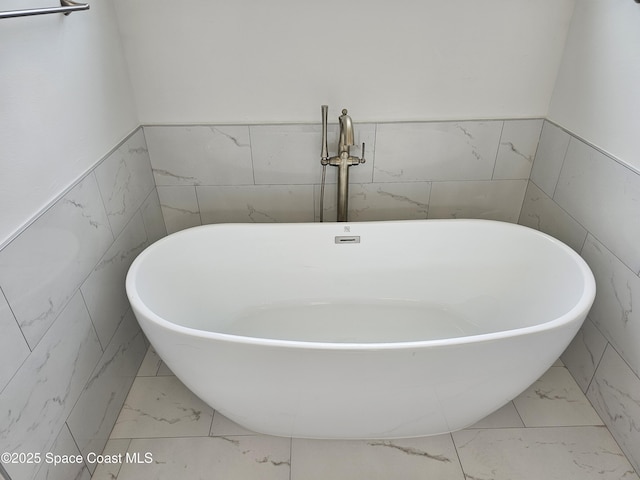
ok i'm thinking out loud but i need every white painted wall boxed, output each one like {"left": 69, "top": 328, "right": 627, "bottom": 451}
{"left": 0, "top": 0, "right": 139, "bottom": 248}
{"left": 549, "top": 0, "right": 640, "bottom": 172}
{"left": 114, "top": 0, "right": 575, "bottom": 124}
{"left": 0, "top": 0, "right": 582, "bottom": 248}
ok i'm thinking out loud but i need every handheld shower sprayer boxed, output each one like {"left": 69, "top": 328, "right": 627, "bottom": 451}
{"left": 320, "top": 105, "right": 329, "bottom": 222}
{"left": 321, "top": 105, "right": 329, "bottom": 162}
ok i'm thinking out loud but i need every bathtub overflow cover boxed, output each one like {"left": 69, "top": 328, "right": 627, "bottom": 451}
{"left": 335, "top": 235, "right": 360, "bottom": 244}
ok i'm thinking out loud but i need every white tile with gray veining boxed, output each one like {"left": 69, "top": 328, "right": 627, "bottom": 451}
{"left": 157, "top": 186, "right": 202, "bottom": 234}
{"left": 519, "top": 181, "right": 587, "bottom": 253}
{"left": 316, "top": 182, "right": 431, "bottom": 222}
{"left": 453, "top": 426, "right": 639, "bottom": 480}
{"left": 197, "top": 185, "right": 314, "bottom": 224}
{"left": 512, "top": 367, "right": 603, "bottom": 427}
{"left": 145, "top": 125, "right": 254, "bottom": 186}
{"left": 100, "top": 352, "right": 640, "bottom": 480}
{"left": 156, "top": 362, "right": 173, "bottom": 376}
{"left": 493, "top": 119, "right": 543, "bottom": 180}
{"left": 428, "top": 179, "right": 527, "bottom": 222}
{"left": 34, "top": 425, "right": 91, "bottom": 480}
{"left": 81, "top": 212, "right": 148, "bottom": 349}
{"left": 137, "top": 347, "right": 163, "bottom": 377}
{"left": 581, "top": 235, "right": 640, "bottom": 377}
{"left": 67, "top": 310, "right": 146, "bottom": 473}
{"left": 291, "top": 436, "right": 464, "bottom": 480}
{"left": 140, "top": 189, "right": 167, "bottom": 245}
{"left": 210, "top": 412, "right": 258, "bottom": 437}
{"left": 561, "top": 317, "right": 608, "bottom": 393}
{"left": 0, "top": 292, "right": 101, "bottom": 480}
{"left": 553, "top": 138, "right": 640, "bottom": 274}
{"left": 374, "top": 121, "right": 502, "bottom": 182}
{"left": 89, "top": 438, "right": 130, "bottom": 480}
{"left": 0, "top": 289, "right": 29, "bottom": 393}
{"left": 110, "top": 375, "right": 213, "bottom": 439}
{"left": 0, "top": 172, "right": 113, "bottom": 349}
{"left": 117, "top": 436, "right": 291, "bottom": 480}
{"left": 530, "top": 121, "right": 571, "bottom": 196}
{"left": 251, "top": 123, "right": 375, "bottom": 185}
{"left": 588, "top": 345, "right": 640, "bottom": 473}
{"left": 95, "top": 129, "right": 156, "bottom": 238}
{"left": 467, "top": 401, "right": 524, "bottom": 429}
{"left": 251, "top": 123, "right": 326, "bottom": 185}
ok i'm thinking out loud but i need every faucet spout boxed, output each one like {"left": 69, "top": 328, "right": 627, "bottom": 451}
{"left": 318, "top": 106, "right": 364, "bottom": 222}
{"left": 338, "top": 109, "right": 355, "bottom": 154}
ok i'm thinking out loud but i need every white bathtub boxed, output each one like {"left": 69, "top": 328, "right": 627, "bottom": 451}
{"left": 126, "top": 219, "right": 595, "bottom": 439}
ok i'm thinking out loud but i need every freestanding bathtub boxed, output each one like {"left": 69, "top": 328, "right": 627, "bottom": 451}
{"left": 126, "top": 219, "right": 595, "bottom": 439}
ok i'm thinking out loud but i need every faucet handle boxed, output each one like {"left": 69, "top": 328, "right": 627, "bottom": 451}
{"left": 360, "top": 142, "right": 366, "bottom": 164}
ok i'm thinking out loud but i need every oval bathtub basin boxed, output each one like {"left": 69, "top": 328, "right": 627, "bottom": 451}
{"left": 126, "top": 219, "right": 595, "bottom": 439}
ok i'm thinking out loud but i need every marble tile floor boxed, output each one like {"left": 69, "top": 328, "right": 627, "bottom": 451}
{"left": 91, "top": 348, "right": 639, "bottom": 480}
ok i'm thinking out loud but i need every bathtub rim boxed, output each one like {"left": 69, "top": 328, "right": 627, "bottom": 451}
{"left": 126, "top": 219, "right": 596, "bottom": 351}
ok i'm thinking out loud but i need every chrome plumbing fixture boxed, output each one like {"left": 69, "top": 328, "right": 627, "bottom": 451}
{"left": 319, "top": 106, "right": 365, "bottom": 222}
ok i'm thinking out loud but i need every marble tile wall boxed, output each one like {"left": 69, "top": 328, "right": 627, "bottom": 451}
{"left": 9, "top": 117, "right": 639, "bottom": 478}
{"left": 0, "top": 128, "right": 166, "bottom": 480}
{"left": 519, "top": 120, "right": 640, "bottom": 472}
{"left": 145, "top": 119, "right": 543, "bottom": 232}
